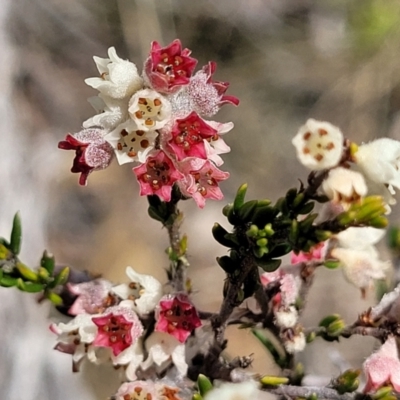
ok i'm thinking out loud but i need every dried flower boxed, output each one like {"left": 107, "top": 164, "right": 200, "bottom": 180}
{"left": 58, "top": 128, "right": 114, "bottom": 185}
{"left": 68, "top": 279, "right": 113, "bottom": 316}
{"left": 188, "top": 62, "right": 239, "bottom": 117}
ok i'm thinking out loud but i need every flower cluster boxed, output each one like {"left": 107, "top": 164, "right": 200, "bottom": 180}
{"left": 292, "top": 118, "right": 400, "bottom": 208}
{"left": 292, "top": 119, "right": 396, "bottom": 292}
{"left": 59, "top": 40, "right": 238, "bottom": 208}
{"left": 51, "top": 267, "right": 201, "bottom": 386}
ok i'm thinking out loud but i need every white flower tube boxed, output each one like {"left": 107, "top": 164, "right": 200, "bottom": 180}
{"left": 322, "top": 167, "right": 367, "bottom": 208}
{"left": 111, "top": 266, "right": 163, "bottom": 315}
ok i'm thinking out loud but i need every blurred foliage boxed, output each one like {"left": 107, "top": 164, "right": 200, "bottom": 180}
{"left": 349, "top": 0, "right": 400, "bottom": 56}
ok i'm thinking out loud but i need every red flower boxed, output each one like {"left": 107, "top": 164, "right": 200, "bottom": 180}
{"left": 155, "top": 293, "right": 202, "bottom": 343}
{"left": 168, "top": 112, "right": 217, "bottom": 161}
{"left": 144, "top": 39, "right": 197, "bottom": 93}
{"left": 92, "top": 308, "right": 143, "bottom": 356}
{"left": 133, "top": 150, "right": 184, "bottom": 202}
{"left": 58, "top": 128, "right": 113, "bottom": 186}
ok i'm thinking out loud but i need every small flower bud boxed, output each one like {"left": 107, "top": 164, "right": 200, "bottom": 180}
{"left": 260, "top": 375, "right": 289, "bottom": 386}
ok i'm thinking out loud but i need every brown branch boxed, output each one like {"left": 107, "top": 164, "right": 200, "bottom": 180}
{"left": 264, "top": 384, "right": 358, "bottom": 400}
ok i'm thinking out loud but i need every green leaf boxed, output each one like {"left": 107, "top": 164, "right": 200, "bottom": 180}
{"left": 319, "top": 314, "right": 341, "bottom": 328}
{"left": 0, "top": 275, "right": 18, "bottom": 287}
{"left": 298, "top": 202, "right": 315, "bottom": 215}
{"left": 217, "top": 256, "right": 240, "bottom": 274}
{"left": 233, "top": 183, "right": 248, "bottom": 211}
{"left": 16, "top": 262, "right": 38, "bottom": 282}
{"left": 40, "top": 251, "right": 55, "bottom": 275}
{"left": 148, "top": 206, "right": 166, "bottom": 223}
{"left": 17, "top": 279, "right": 44, "bottom": 293}
{"left": 237, "top": 200, "right": 258, "bottom": 222}
{"left": 268, "top": 243, "right": 292, "bottom": 258}
{"left": 212, "top": 223, "right": 237, "bottom": 248}
{"left": 179, "top": 235, "right": 188, "bottom": 256}
{"left": 257, "top": 258, "right": 281, "bottom": 272}
{"left": 252, "top": 205, "right": 278, "bottom": 227}
{"left": 46, "top": 292, "right": 63, "bottom": 306}
{"left": 10, "top": 212, "right": 22, "bottom": 255}
{"left": 252, "top": 329, "right": 287, "bottom": 368}
{"left": 197, "top": 374, "right": 213, "bottom": 397}
{"left": 51, "top": 267, "right": 70, "bottom": 288}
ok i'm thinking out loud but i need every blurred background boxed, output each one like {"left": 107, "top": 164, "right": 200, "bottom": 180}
{"left": 1, "top": 0, "right": 400, "bottom": 398}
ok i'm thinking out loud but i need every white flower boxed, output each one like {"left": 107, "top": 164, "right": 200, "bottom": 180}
{"left": 128, "top": 89, "right": 171, "bottom": 131}
{"left": 105, "top": 120, "right": 158, "bottom": 164}
{"left": 275, "top": 306, "right": 299, "bottom": 328}
{"left": 204, "top": 121, "right": 233, "bottom": 166}
{"left": 322, "top": 167, "right": 367, "bottom": 208}
{"left": 335, "top": 226, "right": 385, "bottom": 250}
{"left": 85, "top": 47, "right": 143, "bottom": 99}
{"left": 331, "top": 247, "right": 389, "bottom": 290}
{"left": 292, "top": 119, "right": 344, "bottom": 170}
{"left": 116, "top": 341, "right": 144, "bottom": 381}
{"left": 283, "top": 331, "right": 306, "bottom": 354}
{"left": 332, "top": 227, "right": 390, "bottom": 291}
{"left": 355, "top": 138, "right": 400, "bottom": 194}
{"left": 83, "top": 94, "right": 128, "bottom": 131}
{"left": 141, "top": 332, "right": 188, "bottom": 376}
{"left": 204, "top": 380, "right": 260, "bottom": 400}
{"left": 111, "top": 267, "right": 163, "bottom": 315}
{"left": 50, "top": 314, "right": 98, "bottom": 364}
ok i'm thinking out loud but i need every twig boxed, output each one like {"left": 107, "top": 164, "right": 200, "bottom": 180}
{"left": 264, "top": 384, "right": 357, "bottom": 400}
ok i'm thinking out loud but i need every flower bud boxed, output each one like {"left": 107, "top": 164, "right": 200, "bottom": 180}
{"left": 260, "top": 375, "right": 289, "bottom": 386}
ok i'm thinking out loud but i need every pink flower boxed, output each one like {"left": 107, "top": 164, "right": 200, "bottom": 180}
{"left": 188, "top": 61, "right": 239, "bottom": 117}
{"left": 291, "top": 242, "right": 326, "bottom": 264}
{"left": 155, "top": 293, "right": 202, "bottom": 343}
{"left": 168, "top": 112, "right": 217, "bottom": 161}
{"left": 178, "top": 158, "right": 229, "bottom": 208}
{"left": 363, "top": 336, "right": 400, "bottom": 393}
{"left": 132, "top": 150, "right": 184, "bottom": 202}
{"left": 58, "top": 128, "right": 114, "bottom": 186}
{"left": 68, "top": 279, "right": 113, "bottom": 316}
{"left": 260, "top": 271, "right": 300, "bottom": 308}
{"left": 144, "top": 39, "right": 197, "bottom": 93}
{"left": 92, "top": 307, "right": 143, "bottom": 356}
